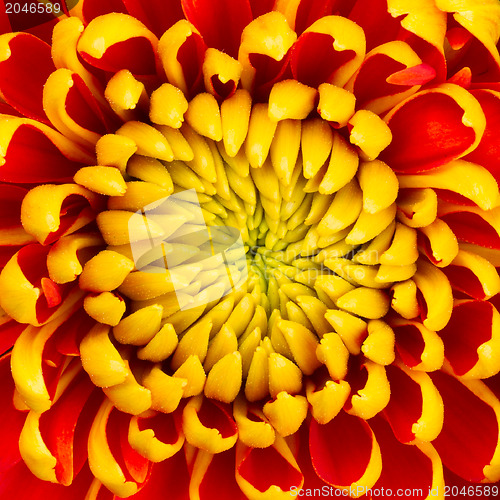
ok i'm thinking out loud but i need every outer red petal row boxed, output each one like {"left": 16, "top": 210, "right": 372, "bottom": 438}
{"left": 182, "top": 0, "right": 253, "bottom": 59}
{"left": 0, "top": 33, "right": 54, "bottom": 123}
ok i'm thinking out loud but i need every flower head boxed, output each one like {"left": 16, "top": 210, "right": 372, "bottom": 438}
{"left": 1, "top": 0, "right": 500, "bottom": 498}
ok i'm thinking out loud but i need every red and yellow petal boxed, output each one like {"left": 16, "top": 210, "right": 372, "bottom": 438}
{"left": 381, "top": 84, "right": 486, "bottom": 173}
{"left": 235, "top": 436, "right": 303, "bottom": 499}
{"left": 0, "top": 32, "right": 54, "bottom": 123}
{"left": 309, "top": 410, "right": 382, "bottom": 496}
{"left": 431, "top": 371, "right": 500, "bottom": 482}
{"left": 77, "top": 13, "right": 159, "bottom": 76}
{"left": 0, "top": 116, "right": 94, "bottom": 183}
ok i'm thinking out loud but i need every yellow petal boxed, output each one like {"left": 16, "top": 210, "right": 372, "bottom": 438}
{"left": 149, "top": 83, "right": 188, "bottom": 128}
{"left": 204, "top": 351, "right": 243, "bottom": 403}
{"left": 137, "top": 323, "right": 179, "bottom": 362}
{"left": 268, "top": 80, "right": 317, "bottom": 121}
{"left": 349, "top": 109, "right": 393, "bottom": 161}
{"left": 182, "top": 395, "right": 238, "bottom": 453}
{"left": 173, "top": 355, "right": 206, "bottom": 397}
{"left": 361, "top": 320, "right": 395, "bottom": 365}
{"left": 74, "top": 166, "right": 127, "bottom": 196}
{"left": 233, "top": 397, "right": 276, "bottom": 449}
{"left": 221, "top": 89, "right": 252, "bottom": 157}
{"left": 245, "top": 104, "right": 278, "bottom": 169}
{"left": 263, "top": 392, "right": 308, "bottom": 437}
{"left": 83, "top": 292, "right": 126, "bottom": 326}
{"left": 104, "top": 69, "right": 148, "bottom": 121}
{"left": 301, "top": 118, "right": 333, "bottom": 179}
{"left": 203, "top": 48, "right": 242, "bottom": 97}
{"left": 336, "top": 287, "right": 390, "bottom": 319}
{"left": 397, "top": 188, "right": 438, "bottom": 228}
{"left": 88, "top": 399, "right": 138, "bottom": 497}
{"left": 317, "top": 83, "right": 356, "bottom": 127}
{"left": 142, "top": 365, "right": 186, "bottom": 413}
{"left": 79, "top": 250, "right": 134, "bottom": 292}
{"left": 80, "top": 323, "right": 128, "bottom": 387}
{"left": 316, "top": 331, "right": 350, "bottom": 380}
{"left": 96, "top": 134, "right": 137, "bottom": 173}
{"left": 306, "top": 379, "right": 351, "bottom": 425}
{"left": 325, "top": 309, "right": 367, "bottom": 355}
{"left": 239, "top": 12, "right": 297, "bottom": 90}
{"left": 413, "top": 260, "right": 453, "bottom": 331}
{"left": 116, "top": 121, "right": 174, "bottom": 162}
{"left": 419, "top": 218, "right": 459, "bottom": 267}
{"left": 276, "top": 319, "right": 321, "bottom": 375}
{"left": 357, "top": 160, "right": 399, "bottom": 214}
{"left": 185, "top": 92, "right": 222, "bottom": 141}
{"left": 346, "top": 361, "right": 391, "bottom": 419}
{"left": 103, "top": 362, "right": 152, "bottom": 415}
{"left": 398, "top": 160, "right": 500, "bottom": 211}
{"left": 128, "top": 414, "right": 185, "bottom": 462}
{"left": 319, "top": 131, "right": 359, "bottom": 195}
{"left": 268, "top": 353, "right": 302, "bottom": 398}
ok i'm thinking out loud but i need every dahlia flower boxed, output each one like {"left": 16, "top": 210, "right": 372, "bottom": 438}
{"left": 1, "top": 0, "right": 500, "bottom": 498}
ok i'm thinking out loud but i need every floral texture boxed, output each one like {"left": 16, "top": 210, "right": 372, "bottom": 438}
{"left": 1, "top": 0, "right": 500, "bottom": 498}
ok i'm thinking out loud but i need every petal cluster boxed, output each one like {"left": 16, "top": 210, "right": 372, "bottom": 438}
{"left": 0, "top": 1, "right": 500, "bottom": 499}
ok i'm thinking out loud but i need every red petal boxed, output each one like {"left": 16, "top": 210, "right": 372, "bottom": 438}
{"left": 351, "top": 53, "right": 407, "bottom": 109}
{"left": 386, "top": 63, "right": 437, "bottom": 86}
{"left": 448, "top": 67, "right": 472, "bottom": 89}
{"left": 53, "top": 310, "right": 97, "bottom": 357}
{"left": 443, "top": 467, "right": 497, "bottom": 499}
{"left": 181, "top": 0, "right": 253, "bottom": 59}
{"left": 0, "top": 123, "right": 90, "bottom": 183}
{"left": 440, "top": 210, "right": 500, "bottom": 249}
{"left": 295, "top": 0, "right": 344, "bottom": 35}
{"left": 431, "top": 371, "right": 499, "bottom": 481}
{"left": 0, "top": 33, "right": 54, "bottom": 123}
{"left": 447, "top": 27, "right": 473, "bottom": 51}
{"left": 0, "top": 353, "right": 25, "bottom": 473}
{"left": 370, "top": 416, "right": 436, "bottom": 497}
{"left": 78, "top": 15, "right": 158, "bottom": 77}
{"left": 41, "top": 278, "right": 62, "bottom": 308}
{"left": 465, "top": 90, "right": 500, "bottom": 183}
{"left": 249, "top": 0, "right": 275, "bottom": 18}
{"left": 296, "top": 424, "right": 335, "bottom": 491}
{"left": 0, "top": 4, "right": 11, "bottom": 35}
{"left": 81, "top": 37, "right": 157, "bottom": 76}
{"left": 130, "top": 451, "right": 189, "bottom": 500}
{"left": 199, "top": 448, "right": 245, "bottom": 500}
{"left": 198, "top": 399, "right": 238, "bottom": 439}
{"left": 39, "top": 370, "right": 97, "bottom": 485}
{"left": 0, "top": 460, "right": 95, "bottom": 500}
{"left": 442, "top": 262, "right": 492, "bottom": 301}
{"left": 237, "top": 442, "right": 303, "bottom": 494}
{"left": 291, "top": 31, "right": 356, "bottom": 88}
{"left": 439, "top": 300, "right": 497, "bottom": 377}
{"left": 107, "top": 410, "right": 150, "bottom": 485}
{"left": 381, "top": 91, "right": 478, "bottom": 173}
{"left": 0, "top": 320, "right": 27, "bottom": 354}
{"left": 122, "top": 0, "right": 184, "bottom": 38}
{"left": 348, "top": 0, "right": 401, "bottom": 52}
{"left": 309, "top": 410, "right": 378, "bottom": 487}
{"left": 0, "top": 184, "right": 27, "bottom": 228}
{"left": 0, "top": 245, "right": 22, "bottom": 268}
{"left": 383, "top": 364, "right": 424, "bottom": 444}
{"left": 65, "top": 74, "right": 110, "bottom": 136}
{"left": 81, "top": 0, "right": 128, "bottom": 23}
